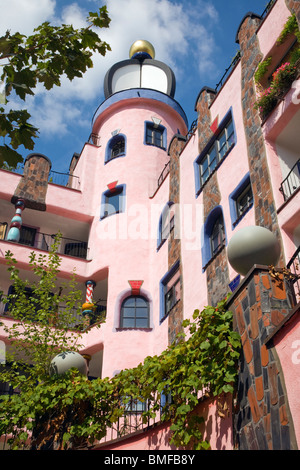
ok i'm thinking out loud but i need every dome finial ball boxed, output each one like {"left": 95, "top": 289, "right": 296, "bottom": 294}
{"left": 129, "top": 40, "right": 155, "bottom": 59}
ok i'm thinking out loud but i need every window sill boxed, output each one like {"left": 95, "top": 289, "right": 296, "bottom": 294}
{"left": 105, "top": 153, "right": 126, "bottom": 164}
{"left": 202, "top": 243, "right": 226, "bottom": 272}
{"left": 159, "top": 299, "right": 181, "bottom": 324}
{"left": 145, "top": 142, "right": 166, "bottom": 151}
{"left": 116, "top": 327, "right": 152, "bottom": 332}
{"left": 232, "top": 203, "right": 253, "bottom": 229}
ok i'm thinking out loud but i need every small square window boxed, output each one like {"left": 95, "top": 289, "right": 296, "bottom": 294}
{"left": 236, "top": 184, "right": 253, "bottom": 219}
{"left": 145, "top": 122, "right": 166, "bottom": 149}
{"left": 100, "top": 185, "right": 126, "bottom": 219}
{"left": 229, "top": 174, "right": 253, "bottom": 228}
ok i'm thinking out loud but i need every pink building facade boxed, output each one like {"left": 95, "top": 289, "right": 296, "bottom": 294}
{"left": 0, "top": 0, "right": 300, "bottom": 450}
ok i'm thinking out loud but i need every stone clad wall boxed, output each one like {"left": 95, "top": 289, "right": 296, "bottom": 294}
{"left": 11, "top": 153, "right": 52, "bottom": 211}
{"left": 237, "top": 14, "right": 284, "bottom": 264}
{"left": 227, "top": 266, "right": 297, "bottom": 449}
{"left": 167, "top": 135, "right": 186, "bottom": 344}
{"left": 195, "top": 88, "right": 230, "bottom": 306}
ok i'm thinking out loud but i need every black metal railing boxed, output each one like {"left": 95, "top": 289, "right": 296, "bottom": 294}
{"left": 17, "top": 231, "right": 88, "bottom": 259}
{"left": 287, "top": 246, "right": 300, "bottom": 302}
{"left": 48, "top": 170, "right": 80, "bottom": 190}
{"left": 279, "top": 159, "right": 300, "bottom": 201}
{"left": 157, "top": 161, "right": 170, "bottom": 188}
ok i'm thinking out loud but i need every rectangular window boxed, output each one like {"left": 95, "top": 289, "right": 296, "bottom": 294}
{"left": 101, "top": 185, "right": 126, "bottom": 219}
{"left": 160, "top": 261, "right": 181, "bottom": 322}
{"left": 236, "top": 184, "right": 253, "bottom": 218}
{"left": 229, "top": 173, "right": 254, "bottom": 229}
{"left": 198, "top": 115, "right": 235, "bottom": 189}
{"left": 145, "top": 122, "right": 166, "bottom": 149}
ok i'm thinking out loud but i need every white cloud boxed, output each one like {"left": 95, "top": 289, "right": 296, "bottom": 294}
{"left": 0, "top": 0, "right": 56, "bottom": 35}
{"left": 0, "top": 0, "right": 220, "bottom": 141}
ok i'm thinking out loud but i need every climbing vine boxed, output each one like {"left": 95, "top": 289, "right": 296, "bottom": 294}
{"left": 0, "top": 296, "right": 240, "bottom": 450}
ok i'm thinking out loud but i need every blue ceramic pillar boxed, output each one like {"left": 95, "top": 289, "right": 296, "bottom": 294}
{"left": 6, "top": 199, "right": 25, "bottom": 242}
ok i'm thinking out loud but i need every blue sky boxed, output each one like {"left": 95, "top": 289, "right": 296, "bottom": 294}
{"left": 0, "top": 0, "right": 269, "bottom": 174}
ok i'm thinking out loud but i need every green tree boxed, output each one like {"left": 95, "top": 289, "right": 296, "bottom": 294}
{"left": 0, "top": 6, "right": 111, "bottom": 168}
{"left": 0, "top": 234, "right": 86, "bottom": 393}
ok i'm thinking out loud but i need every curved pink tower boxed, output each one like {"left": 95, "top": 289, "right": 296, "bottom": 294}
{"left": 72, "top": 40, "right": 188, "bottom": 378}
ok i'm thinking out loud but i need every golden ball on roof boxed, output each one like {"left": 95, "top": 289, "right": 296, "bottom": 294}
{"left": 129, "top": 40, "right": 155, "bottom": 59}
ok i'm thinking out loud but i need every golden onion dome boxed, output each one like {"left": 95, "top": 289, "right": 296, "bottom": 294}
{"left": 129, "top": 40, "right": 155, "bottom": 59}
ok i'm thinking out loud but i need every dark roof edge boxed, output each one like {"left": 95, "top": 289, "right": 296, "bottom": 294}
{"left": 235, "top": 12, "right": 262, "bottom": 44}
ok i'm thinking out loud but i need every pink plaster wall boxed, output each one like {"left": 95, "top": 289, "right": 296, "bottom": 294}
{"left": 95, "top": 395, "right": 233, "bottom": 451}
{"left": 273, "top": 312, "right": 300, "bottom": 448}
{"left": 257, "top": 0, "right": 291, "bottom": 58}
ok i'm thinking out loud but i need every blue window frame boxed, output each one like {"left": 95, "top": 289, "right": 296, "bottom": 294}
{"left": 201, "top": 206, "right": 226, "bottom": 270}
{"left": 100, "top": 184, "right": 126, "bottom": 219}
{"left": 159, "top": 260, "right": 180, "bottom": 322}
{"left": 157, "top": 202, "right": 175, "bottom": 250}
{"left": 120, "top": 295, "right": 149, "bottom": 329}
{"left": 144, "top": 121, "right": 167, "bottom": 149}
{"left": 229, "top": 173, "right": 253, "bottom": 229}
{"left": 105, "top": 134, "right": 126, "bottom": 164}
{"left": 194, "top": 109, "right": 236, "bottom": 196}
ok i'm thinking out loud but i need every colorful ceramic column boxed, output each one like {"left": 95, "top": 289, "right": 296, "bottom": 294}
{"left": 81, "top": 280, "right": 96, "bottom": 327}
{"left": 6, "top": 199, "right": 25, "bottom": 242}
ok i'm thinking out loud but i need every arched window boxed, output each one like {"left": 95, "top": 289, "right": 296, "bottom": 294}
{"left": 120, "top": 296, "right": 149, "bottom": 328}
{"left": 210, "top": 215, "right": 225, "bottom": 256}
{"left": 105, "top": 134, "right": 126, "bottom": 163}
{"left": 201, "top": 206, "right": 226, "bottom": 270}
{"left": 157, "top": 202, "right": 175, "bottom": 249}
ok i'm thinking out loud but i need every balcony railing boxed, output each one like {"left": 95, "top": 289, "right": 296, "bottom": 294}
{"left": 287, "top": 245, "right": 300, "bottom": 302}
{"left": 279, "top": 158, "right": 300, "bottom": 201}
{"left": 1, "top": 229, "right": 89, "bottom": 260}
{"left": 48, "top": 170, "right": 80, "bottom": 190}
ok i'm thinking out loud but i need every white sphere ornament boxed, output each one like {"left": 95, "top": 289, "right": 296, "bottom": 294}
{"left": 227, "top": 225, "right": 281, "bottom": 276}
{"left": 50, "top": 351, "right": 87, "bottom": 376}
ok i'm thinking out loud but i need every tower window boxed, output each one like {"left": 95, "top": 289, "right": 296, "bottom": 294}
{"left": 105, "top": 134, "right": 126, "bottom": 164}
{"left": 120, "top": 296, "right": 149, "bottom": 329}
{"left": 100, "top": 185, "right": 126, "bottom": 219}
{"left": 144, "top": 122, "right": 166, "bottom": 149}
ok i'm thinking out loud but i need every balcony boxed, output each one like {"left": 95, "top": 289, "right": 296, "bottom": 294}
{"left": 287, "top": 245, "right": 300, "bottom": 303}
{"left": 0, "top": 223, "right": 89, "bottom": 260}
{"left": 48, "top": 170, "right": 80, "bottom": 190}
{"left": 279, "top": 158, "right": 300, "bottom": 201}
